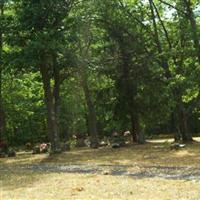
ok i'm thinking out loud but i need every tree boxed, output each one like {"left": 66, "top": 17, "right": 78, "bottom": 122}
{"left": 75, "top": 1, "right": 100, "bottom": 148}
{"left": 0, "top": 0, "right": 5, "bottom": 140}
{"left": 147, "top": 0, "right": 194, "bottom": 142}
{"left": 15, "top": 0, "right": 76, "bottom": 152}
{"left": 96, "top": 0, "right": 158, "bottom": 144}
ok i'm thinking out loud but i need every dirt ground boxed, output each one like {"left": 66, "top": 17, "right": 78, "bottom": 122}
{"left": 1, "top": 137, "right": 200, "bottom": 200}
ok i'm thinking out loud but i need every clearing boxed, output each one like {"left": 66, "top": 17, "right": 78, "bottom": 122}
{"left": 1, "top": 138, "right": 200, "bottom": 200}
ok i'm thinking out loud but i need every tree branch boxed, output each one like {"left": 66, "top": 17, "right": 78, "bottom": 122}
{"left": 158, "top": 0, "right": 187, "bottom": 16}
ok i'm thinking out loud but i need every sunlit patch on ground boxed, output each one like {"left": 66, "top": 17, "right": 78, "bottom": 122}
{"left": 1, "top": 172, "right": 200, "bottom": 200}
{"left": 1, "top": 137, "right": 200, "bottom": 199}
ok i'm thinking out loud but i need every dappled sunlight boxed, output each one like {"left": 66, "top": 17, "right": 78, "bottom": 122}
{"left": 0, "top": 153, "right": 48, "bottom": 166}
{"left": 147, "top": 138, "right": 174, "bottom": 143}
{"left": 173, "top": 150, "right": 195, "bottom": 157}
{"left": 2, "top": 171, "right": 200, "bottom": 200}
{"left": 1, "top": 0, "right": 200, "bottom": 198}
{"left": 1, "top": 138, "right": 200, "bottom": 168}
{"left": 1, "top": 138, "right": 200, "bottom": 200}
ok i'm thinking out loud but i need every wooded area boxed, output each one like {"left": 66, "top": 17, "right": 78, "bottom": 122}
{"left": 0, "top": 0, "right": 200, "bottom": 152}
{"left": 1, "top": 1, "right": 200, "bottom": 199}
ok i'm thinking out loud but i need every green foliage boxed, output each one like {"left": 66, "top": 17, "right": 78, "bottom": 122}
{"left": 1, "top": 0, "right": 200, "bottom": 146}
{"left": 3, "top": 72, "right": 45, "bottom": 145}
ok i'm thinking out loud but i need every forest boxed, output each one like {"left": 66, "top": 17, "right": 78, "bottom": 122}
{"left": 1, "top": 0, "right": 200, "bottom": 199}
{"left": 1, "top": 0, "right": 199, "bottom": 151}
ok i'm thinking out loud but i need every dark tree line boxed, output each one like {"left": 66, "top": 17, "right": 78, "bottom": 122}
{"left": 0, "top": 0, "right": 200, "bottom": 152}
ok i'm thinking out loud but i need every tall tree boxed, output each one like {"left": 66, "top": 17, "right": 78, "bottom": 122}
{"left": 0, "top": 0, "right": 5, "bottom": 140}
{"left": 96, "top": 0, "right": 155, "bottom": 144}
{"left": 16, "top": 0, "right": 76, "bottom": 152}
{"left": 76, "top": 2, "right": 100, "bottom": 148}
{"left": 182, "top": 0, "right": 200, "bottom": 63}
{"left": 148, "top": 0, "right": 194, "bottom": 142}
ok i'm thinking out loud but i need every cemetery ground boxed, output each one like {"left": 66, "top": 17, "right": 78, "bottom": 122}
{"left": 1, "top": 137, "right": 200, "bottom": 200}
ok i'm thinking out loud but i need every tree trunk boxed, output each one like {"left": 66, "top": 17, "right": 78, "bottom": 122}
{"left": 0, "top": 68, "right": 5, "bottom": 141}
{"left": 150, "top": 0, "right": 194, "bottom": 142}
{"left": 130, "top": 113, "right": 138, "bottom": 143}
{"left": 40, "top": 65, "right": 61, "bottom": 153}
{"left": 175, "top": 4, "right": 193, "bottom": 142}
{"left": 80, "top": 66, "right": 99, "bottom": 148}
{"left": 148, "top": 0, "right": 170, "bottom": 76}
{"left": 178, "top": 101, "right": 193, "bottom": 142}
{"left": 171, "top": 112, "right": 181, "bottom": 142}
{"left": 0, "top": 2, "right": 5, "bottom": 141}
{"left": 53, "top": 56, "right": 61, "bottom": 140}
{"left": 131, "top": 112, "right": 145, "bottom": 144}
